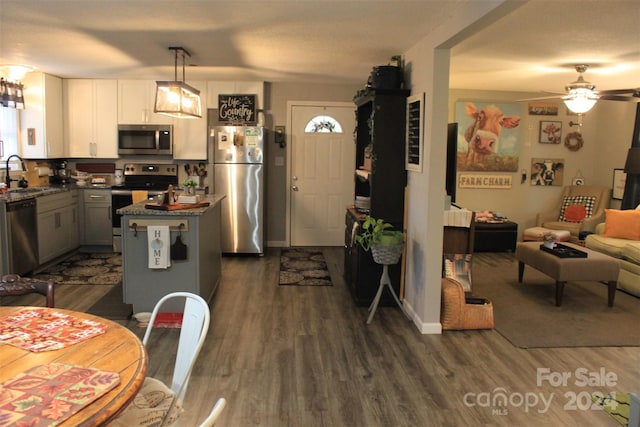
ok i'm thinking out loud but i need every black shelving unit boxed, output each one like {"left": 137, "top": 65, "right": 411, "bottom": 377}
{"left": 345, "top": 88, "right": 410, "bottom": 306}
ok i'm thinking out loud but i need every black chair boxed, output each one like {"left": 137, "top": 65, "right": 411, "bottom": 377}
{"left": 0, "top": 274, "right": 55, "bottom": 307}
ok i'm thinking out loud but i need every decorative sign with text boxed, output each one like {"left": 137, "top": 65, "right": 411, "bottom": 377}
{"left": 459, "top": 173, "right": 512, "bottom": 189}
{"left": 218, "top": 94, "right": 257, "bottom": 123}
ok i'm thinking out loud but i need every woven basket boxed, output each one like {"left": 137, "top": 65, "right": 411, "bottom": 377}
{"left": 441, "top": 278, "right": 494, "bottom": 330}
{"left": 371, "top": 243, "right": 403, "bottom": 265}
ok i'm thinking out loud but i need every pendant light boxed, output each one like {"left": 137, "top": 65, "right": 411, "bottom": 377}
{"left": 154, "top": 47, "right": 202, "bottom": 119}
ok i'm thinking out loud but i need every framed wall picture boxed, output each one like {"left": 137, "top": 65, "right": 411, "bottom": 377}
{"left": 531, "top": 158, "right": 564, "bottom": 186}
{"left": 528, "top": 102, "right": 559, "bottom": 116}
{"left": 405, "top": 92, "right": 424, "bottom": 172}
{"left": 539, "top": 121, "right": 562, "bottom": 144}
{"left": 454, "top": 101, "right": 521, "bottom": 172}
{"left": 612, "top": 168, "right": 627, "bottom": 200}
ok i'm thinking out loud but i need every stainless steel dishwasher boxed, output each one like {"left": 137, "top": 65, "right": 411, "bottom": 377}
{"left": 6, "top": 198, "right": 39, "bottom": 275}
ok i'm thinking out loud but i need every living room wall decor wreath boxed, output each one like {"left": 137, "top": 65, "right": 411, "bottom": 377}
{"left": 564, "top": 131, "right": 584, "bottom": 151}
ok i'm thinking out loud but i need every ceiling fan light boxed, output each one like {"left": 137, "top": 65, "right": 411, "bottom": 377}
{"left": 563, "top": 89, "right": 599, "bottom": 114}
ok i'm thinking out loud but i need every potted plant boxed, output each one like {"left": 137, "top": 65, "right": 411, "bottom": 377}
{"left": 182, "top": 178, "right": 198, "bottom": 195}
{"left": 542, "top": 232, "right": 557, "bottom": 249}
{"left": 355, "top": 216, "right": 405, "bottom": 264}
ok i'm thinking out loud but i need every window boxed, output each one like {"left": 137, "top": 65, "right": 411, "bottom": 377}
{"left": 304, "top": 115, "right": 343, "bottom": 133}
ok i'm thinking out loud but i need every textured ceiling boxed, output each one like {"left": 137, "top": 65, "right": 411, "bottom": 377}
{"left": 1, "top": 0, "right": 639, "bottom": 96}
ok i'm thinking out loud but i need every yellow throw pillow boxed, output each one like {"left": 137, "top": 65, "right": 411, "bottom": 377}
{"left": 602, "top": 209, "right": 640, "bottom": 240}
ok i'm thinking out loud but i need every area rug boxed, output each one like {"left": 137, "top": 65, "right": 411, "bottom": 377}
{"left": 32, "top": 253, "right": 122, "bottom": 286}
{"left": 134, "top": 312, "right": 183, "bottom": 329}
{"left": 592, "top": 392, "right": 631, "bottom": 426}
{"left": 279, "top": 248, "right": 332, "bottom": 286}
{"left": 471, "top": 253, "right": 640, "bottom": 348}
{"left": 86, "top": 285, "right": 133, "bottom": 320}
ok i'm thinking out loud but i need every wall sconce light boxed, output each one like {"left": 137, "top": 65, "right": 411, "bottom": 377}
{"left": 154, "top": 47, "right": 202, "bottom": 119}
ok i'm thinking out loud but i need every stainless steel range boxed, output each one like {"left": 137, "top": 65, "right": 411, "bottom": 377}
{"left": 111, "top": 163, "right": 178, "bottom": 252}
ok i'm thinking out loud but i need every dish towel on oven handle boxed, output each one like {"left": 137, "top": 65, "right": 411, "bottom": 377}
{"left": 148, "top": 225, "right": 171, "bottom": 269}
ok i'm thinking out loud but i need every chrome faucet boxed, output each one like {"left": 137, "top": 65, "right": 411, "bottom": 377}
{"left": 4, "top": 154, "right": 27, "bottom": 187}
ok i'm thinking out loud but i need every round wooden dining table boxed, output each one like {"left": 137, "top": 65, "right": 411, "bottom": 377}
{"left": 0, "top": 306, "right": 147, "bottom": 426}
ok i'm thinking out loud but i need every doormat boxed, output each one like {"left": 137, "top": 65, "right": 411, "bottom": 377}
{"left": 32, "top": 253, "right": 122, "bottom": 286}
{"left": 86, "top": 285, "right": 133, "bottom": 320}
{"left": 279, "top": 248, "right": 332, "bottom": 286}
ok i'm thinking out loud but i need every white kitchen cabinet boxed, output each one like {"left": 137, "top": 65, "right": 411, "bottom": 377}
{"left": 20, "top": 72, "right": 64, "bottom": 159}
{"left": 173, "top": 80, "right": 208, "bottom": 160}
{"left": 64, "top": 79, "right": 118, "bottom": 158}
{"left": 81, "top": 189, "right": 112, "bottom": 246}
{"left": 117, "top": 80, "right": 173, "bottom": 125}
{"left": 37, "top": 191, "right": 80, "bottom": 264}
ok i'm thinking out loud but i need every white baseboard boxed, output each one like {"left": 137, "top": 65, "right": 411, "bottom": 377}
{"left": 403, "top": 300, "right": 442, "bottom": 334}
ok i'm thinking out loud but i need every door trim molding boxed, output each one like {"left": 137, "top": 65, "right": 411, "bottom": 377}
{"left": 285, "top": 101, "right": 354, "bottom": 247}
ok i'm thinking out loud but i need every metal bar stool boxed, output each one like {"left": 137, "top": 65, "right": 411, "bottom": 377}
{"left": 0, "top": 274, "right": 55, "bottom": 307}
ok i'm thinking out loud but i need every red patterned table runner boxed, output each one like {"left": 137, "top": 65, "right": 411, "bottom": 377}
{"left": 0, "top": 308, "right": 107, "bottom": 352}
{"left": 0, "top": 363, "right": 120, "bottom": 426}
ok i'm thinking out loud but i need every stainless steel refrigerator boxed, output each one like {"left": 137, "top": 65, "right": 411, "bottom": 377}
{"left": 208, "top": 122, "right": 265, "bottom": 254}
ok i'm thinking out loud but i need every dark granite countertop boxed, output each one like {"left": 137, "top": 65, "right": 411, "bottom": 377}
{"left": 116, "top": 194, "right": 225, "bottom": 216}
{"left": 0, "top": 184, "right": 113, "bottom": 203}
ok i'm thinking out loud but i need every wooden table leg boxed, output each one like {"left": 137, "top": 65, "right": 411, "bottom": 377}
{"left": 518, "top": 261, "right": 525, "bottom": 283}
{"left": 607, "top": 281, "right": 617, "bottom": 307}
{"left": 555, "top": 281, "right": 565, "bottom": 306}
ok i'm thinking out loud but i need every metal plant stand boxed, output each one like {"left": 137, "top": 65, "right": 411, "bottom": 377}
{"left": 366, "top": 243, "right": 409, "bottom": 324}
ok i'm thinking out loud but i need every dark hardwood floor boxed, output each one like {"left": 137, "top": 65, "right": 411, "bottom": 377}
{"left": 2, "top": 248, "right": 638, "bottom": 426}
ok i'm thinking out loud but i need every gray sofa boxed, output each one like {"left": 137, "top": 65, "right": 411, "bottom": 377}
{"left": 585, "top": 205, "right": 640, "bottom": 297}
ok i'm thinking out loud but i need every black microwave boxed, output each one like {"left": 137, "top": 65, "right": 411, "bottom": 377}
{"left": 118, "top": 124, "right": 173, "bottom": 156}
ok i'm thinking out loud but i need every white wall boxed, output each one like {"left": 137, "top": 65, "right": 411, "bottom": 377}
{"left": 401, "top": 0, "right": 513, "bottom": 333}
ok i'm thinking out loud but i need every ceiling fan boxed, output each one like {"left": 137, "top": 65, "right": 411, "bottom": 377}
{"left": 524, "top": 64, "right": 640, "bottom": 114}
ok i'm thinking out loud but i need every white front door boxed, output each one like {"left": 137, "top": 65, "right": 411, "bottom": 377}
{"left": 290, "top": 103, "right": 355, "bottom": 246}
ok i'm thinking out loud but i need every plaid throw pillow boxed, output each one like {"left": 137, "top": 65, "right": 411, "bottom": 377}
{"left": 559, "top": 196, "right": 596, "bottom": 222}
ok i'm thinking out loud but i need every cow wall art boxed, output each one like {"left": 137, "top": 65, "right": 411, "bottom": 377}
{"left": 455, "top": 101, "right": 521, "bottom": 172}
{"left": 530, "top": 158, "right": 565, "bottom": 186}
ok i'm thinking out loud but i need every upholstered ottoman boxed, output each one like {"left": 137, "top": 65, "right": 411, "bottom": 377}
{"left": 523, "top": 226, "right": 571, "bottom": 242}
{"left": 515, "top": 242, "right": 619, "bottom": 307}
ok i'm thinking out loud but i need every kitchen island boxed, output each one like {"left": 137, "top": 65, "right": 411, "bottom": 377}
{"left": 117, "top": 194, "right": 225, "bottom": 313}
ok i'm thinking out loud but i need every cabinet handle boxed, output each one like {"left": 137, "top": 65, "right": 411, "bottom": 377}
{"left": 89, "top": 195, "right": 106, "bottom": 199}
{"left": 55, "top": 212, "right": 61, "bottom": 229}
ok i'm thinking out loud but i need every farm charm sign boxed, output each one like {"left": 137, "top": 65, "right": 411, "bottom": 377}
{"left": 218, "top": 94, "right": 257, "bottom": 123}
{"left": 459, "top": 173, "right": 512, "bottom": 189}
